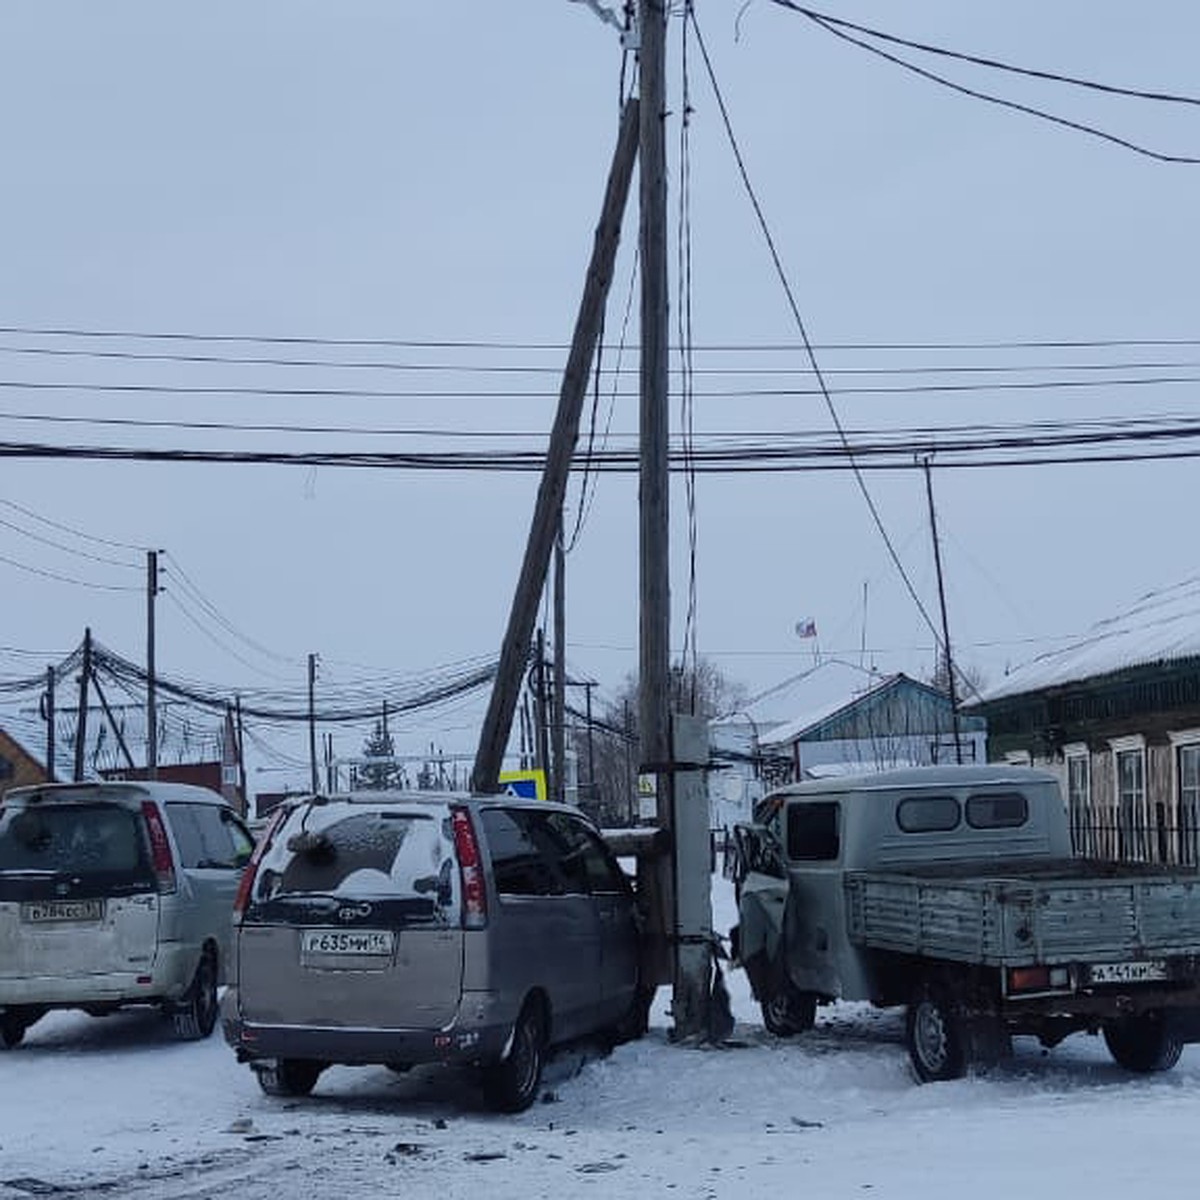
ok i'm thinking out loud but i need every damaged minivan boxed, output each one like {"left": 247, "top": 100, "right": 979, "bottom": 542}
{"left": 221, "top": 791, "right": 646, "bottom": 1112}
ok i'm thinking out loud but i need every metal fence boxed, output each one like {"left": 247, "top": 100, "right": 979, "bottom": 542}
{"left": 1070, "top": 810, "right": 1200, "bottom": 867}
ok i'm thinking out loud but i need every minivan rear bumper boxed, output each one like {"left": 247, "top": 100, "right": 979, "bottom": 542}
{"left": 0, "top": 943, "right": 194, "bottom": 1007}
{"left": 221, "top": 986, "right": 512, "bottom": 1066}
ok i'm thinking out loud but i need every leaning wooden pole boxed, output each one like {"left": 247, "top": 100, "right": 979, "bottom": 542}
{"left": 473, "top": 98, "right": 640, "bottom": 794}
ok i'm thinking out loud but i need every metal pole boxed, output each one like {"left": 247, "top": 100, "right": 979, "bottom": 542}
{"left": 235, "top": 695, "right": 248, "bottom": 816}
{"left": 308, "top": 653, "right": 319, "bottom": 792}
{"left": 923, "top": 458, "right": 962, "bottom": 761}
{"left": 534, "top": 629, "right": 550, "bottom": 783}
{"left": 146, "top": 549, "right": 159, "bottom": 779}
{"left": 472, "top": 100, "right": 640, "bottom": 794}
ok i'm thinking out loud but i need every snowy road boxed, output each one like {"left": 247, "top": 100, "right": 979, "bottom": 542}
{"left": 5, "top": 879, "right": 1200, "bottom": 1198}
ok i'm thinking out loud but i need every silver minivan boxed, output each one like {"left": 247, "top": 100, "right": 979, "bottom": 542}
{"left": 0, "top": 781, "right": 255, "bottom": 1047}
{"left": 221, "top": 791, "right": 646, "bottom": 1112}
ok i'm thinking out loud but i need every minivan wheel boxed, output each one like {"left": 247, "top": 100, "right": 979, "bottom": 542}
{"left": 1, "top": 1006, "right": 44, "bottom": 1049}
{"left": 170, "top": 948, "right": 219, "bottom": 1041}
{"left": 255, "top": 1058, "right": 326, "bottom": 1098}
{"left": 483, "top": 1003, "right": 546, "bottom": 1114}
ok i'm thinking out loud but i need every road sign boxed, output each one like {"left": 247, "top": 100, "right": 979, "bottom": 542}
{"left": 498, "top": 768, "right": 547, "bottom": 801}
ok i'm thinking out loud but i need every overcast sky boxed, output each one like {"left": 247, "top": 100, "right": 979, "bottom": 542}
{"left": 3, "top": 2, "right": 1199, "bottom": 791}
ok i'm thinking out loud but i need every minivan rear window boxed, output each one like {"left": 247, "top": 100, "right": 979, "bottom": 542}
{"left": 255, "top": 808, "right": 454, "bottom": 907}
{"left": 0, "top": 803, "right": 146, "bottom": 876}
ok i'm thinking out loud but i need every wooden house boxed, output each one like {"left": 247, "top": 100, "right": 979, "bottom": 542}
{"left": 964, "top": 578, "right": 1200, "bottom": 865}
{"left": 0, "top": 727, "right": 48, "bottom": 799}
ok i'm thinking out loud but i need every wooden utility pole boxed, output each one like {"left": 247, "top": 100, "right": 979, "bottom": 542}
{"left": 553, "top": 523, "right": 567, "bottom": 802}
{"left": 146, "top": 549, "right": 159, "bottom": 779}
{"left": 308, "top": 652, "right": 319, "bottom": 792}
{"left": 923, "top": 457, "right": 962, "bottom": 761}
{"left": 637, "top": 0, "right": 714, "bottom": 1041}
{"left": 43, "top": 665, "right": 55, "bottom": 783}
{"left": 473, "top": 98, "right": 640, "bottom": 794}
{"left": 235, "top": 695, "right": 248, "bottom": 814}
{"left": 74, "top": 627, "right": 92, "bottom": 782}
{"left": 638, "top": 0, "right": 671, "bottom": 778}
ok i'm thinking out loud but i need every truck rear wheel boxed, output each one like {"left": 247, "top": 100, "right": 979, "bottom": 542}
{"left": 907, "top": 985, "right": 968, "bottom": 1082}
{"left": 1103, "top": 1012, "right": 1183, "bottom": 1073}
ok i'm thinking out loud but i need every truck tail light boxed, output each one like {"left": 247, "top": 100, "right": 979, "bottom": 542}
{"left": 233, "top": 807, "right": 287, "bottom": 923}
{"left": 1009, "top": 966, "right": 1048, "bottom": 992}
{"left": 450, "top": 806, "right": 487, "bottom": 929}
{"left": 140, "top": 801, "right": 177, "bottom": 894}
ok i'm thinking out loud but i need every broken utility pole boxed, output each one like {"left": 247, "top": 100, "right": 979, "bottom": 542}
{"left": 472, "top": 98, "right": 640, "bottom": 794}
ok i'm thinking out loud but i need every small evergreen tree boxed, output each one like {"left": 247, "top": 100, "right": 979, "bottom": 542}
{"left": 358, "top": 717, "right": 399, "bottom": 790}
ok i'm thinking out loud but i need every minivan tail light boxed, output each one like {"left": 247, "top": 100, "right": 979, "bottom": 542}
{"left": 233, "top": 807, "right": 288, "bottom": 923}
{"left": 450, "top": 806, "right": 487, "bottom": 929}
{"left": 140, "top": 801, "right": 177, "bottom": 894}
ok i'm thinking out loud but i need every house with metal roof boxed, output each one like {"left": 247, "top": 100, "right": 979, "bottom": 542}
{"left": 709, "top": 669, "right": 985, "bottom": 831}
{"left": 0, "top": 727, "right": 48, "bottom": 799}
{"left": 964, "top": 576, "right": 1200, "bottom": 865}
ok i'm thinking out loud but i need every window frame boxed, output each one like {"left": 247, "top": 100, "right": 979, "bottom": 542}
{"left": 785, "top": 800, "right": 841, "bottom": 863}
{"left": 895, "top": 795, "right": 961, "bottom": 834}
{"left": 964, "top": 791, "right": 1029, "bottom": 831}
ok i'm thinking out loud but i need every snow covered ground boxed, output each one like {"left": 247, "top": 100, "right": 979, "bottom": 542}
{"left": 5, "top": 876, "right": 1200, "bottom": 1199}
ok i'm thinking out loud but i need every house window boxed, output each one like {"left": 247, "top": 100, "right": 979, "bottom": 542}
{"left": 1179, "top": 744, "right": 1200, "bottom": 867}
{"left": 1115, "top": 745, "right": 1147, "bottom": 861}
{"left": 1065, "top": 752, "right": 1091, "bottom": 857}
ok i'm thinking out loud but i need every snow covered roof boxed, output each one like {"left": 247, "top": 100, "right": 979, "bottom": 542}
{"left": 971, "top": 575, "right": 1200, "bottom": 706}
{"left": 758, "top": 673, "right": 912, "bottom": 748}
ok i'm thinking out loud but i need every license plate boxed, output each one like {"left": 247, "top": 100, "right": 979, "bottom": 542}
{"left": 21, "top": 899, "right": 105, "bottom": 924}
{"left": 1089, "top": 960, "right": 1170, "bottom": 984}
{"left": 300, "top": 928, "right": 395, "bottom": 958}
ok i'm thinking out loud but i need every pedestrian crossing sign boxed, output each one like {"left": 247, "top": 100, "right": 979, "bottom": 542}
{"left": 498, "top": 769, "right": 548, "bottom": 801}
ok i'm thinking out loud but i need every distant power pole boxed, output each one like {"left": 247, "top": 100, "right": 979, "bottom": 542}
{"left": 74, "top": 627, "right": 93, "bottom": 782}
{"left": 146, "top": 549, "right": 160, "bottom": 779}
{"left": 308, "top": 653, "right": 319, "bottom": 792}
{"left": 923, "top": 457, "right": 962, "bottom": 762}
{"left": 553, "top": 522, "right": 567, "bottom": 802}
{"left": 43, "top": 665, "right": 56, "bottom": 783}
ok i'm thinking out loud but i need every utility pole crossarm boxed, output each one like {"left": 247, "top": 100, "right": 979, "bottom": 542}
{"left": 472, "top": 98, "right": 640, "bottom": 795}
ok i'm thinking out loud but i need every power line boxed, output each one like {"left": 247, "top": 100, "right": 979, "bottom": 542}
{"left": 777, "top": 4, "right": 1200, "bottom": 106}
{"left": 689, "top": 6, "right": 947, "bottom": 655}
{"left": 7, "top": 322, "right": 1200, "bottom": 353}
{"left": 0, "top": 496, "right": 146, "bottom": 553}
{"left": 778, "top": 2, "right": 1200, "bottom": 164}
{"left": 0, "top": 549, "right": 141, "bottom": 592}
{"left": 0, "top": 512, "right": 141, "bottom": 572}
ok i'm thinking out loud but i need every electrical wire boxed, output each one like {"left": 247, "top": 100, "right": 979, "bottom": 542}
{"left": 691, "top": 7, "right": 961, "bottom": 660}
{"left": 0, "top": 549, "right": 141, "bottom": 592}
{"left": 774, "top": 4, "right": 1200, "bottom": 107}
{"left": 9, "top": 322, "right": 1200, "bottom": 353}
{"left": 0, "top": 512, "right": 141, "bottom": 572}
{"left": 778, "top": 3, "right": 1200, "bottom": 164}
